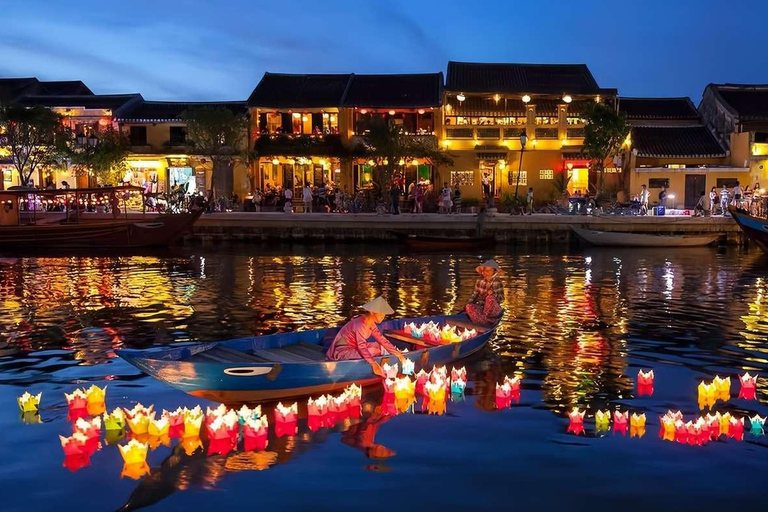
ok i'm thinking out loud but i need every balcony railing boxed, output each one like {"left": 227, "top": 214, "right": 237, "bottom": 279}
{"left": 566, "top": 128, "right": 585, "bottom": 139}
{"left": 503, "top": 128, "right": 525, "bottom": 139}
{"left": 535, "top": 128, "right": 558, "bottom": 139}
{"left": 476, "top": 128, "right": 501, "bottom": 139}
{"left": 445, "top": 128, "right": 474, "bottom": 139}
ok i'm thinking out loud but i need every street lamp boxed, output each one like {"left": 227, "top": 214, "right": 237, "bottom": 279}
{"left": 514, "top": 129, "right": 528, "bottom": 200}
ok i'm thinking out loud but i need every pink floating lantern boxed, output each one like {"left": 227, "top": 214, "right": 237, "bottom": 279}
{"left": 567, "top": 408, "right": 586, "bottom": 435}
{"left": 274, "top": 402, "right": 298, "bottom": 437}
{"left": 65, "top": 389, "right": 89, "bottom": 422}
{"left": 504, "top": 375, "right": 521, "bottom": 404}
{"left": 243, "top": 416, "right": 269, "bottom": 451}
{"left": 495, "top": 382, "right": 513, "bottom": 410}
{"left": 206, "top": 416, "right": 235, "bottom": 456}
{"left": 73, "top": 417, "right": 102, "bottom": 456}
{"left": 613, "top": 411, "right": 629, "bottom": 435}
{"left": 637, "top": 370, "right": 654, "bottom": 397}
{"left": 381, "top": 378, "right": 398, "bottom": 416}
{"left": 738, "top": 372, "right": 758, "bottom": 400}
{"left": 167, "top": 409, "right": 185, "bottom": 439}
{"left": 307, "top": 395, "right": 329, "bottom": 431}
{"left": 343, "top": 384, "right": 362, "bottom": 420}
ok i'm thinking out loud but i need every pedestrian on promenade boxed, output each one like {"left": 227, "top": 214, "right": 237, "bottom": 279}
{"left": 464, "top": 260, "right": 504, "bottom": 326}
{"left": 639, "top": 185, "right": 650, "bottom": 215}
{"left": 720, "top": 184, "right": 729, "bottom": 215}
{"left": 658, "top": 186, "right": 668, "bottom": 208}
{"left": 440, "top": 182, "right": 452, "bottom": 214}
{"left": 414, "top": 183, "right": 424, "bottom": 214}
{"left": 283, "top": 187, "right": 293, "bottom": 213}
{"left": 303, "top": 184, "right": 313, "bottom": 213}
{"left": 732, "top": 181, "right": 743, "bottom": 207}
{"left": 709, "top": 187, "right": 718, "bottom": 216}
{"left": 482, "top": 173, "right": 490, "bottom": 201}
{"left": 526, "top": 187, "right": 534, "bottom": 215}
{"left": 694, "top": 191, "right": 707, "bottom": 217}
{"left": 252, "top": 189, "right": 262, "bottom": 212}
{"left": 390, "top": 181, "right": 401, "bottom": 215}
{"left": 453, "top": 184, "right": 462, "bottom": 213}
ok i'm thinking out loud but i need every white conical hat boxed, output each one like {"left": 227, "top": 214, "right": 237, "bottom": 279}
{"left": 361, "top": 296, "right": 394, "bottom": 315}
{"left": 476, "top": 259, "right": 501, "bottom": 274}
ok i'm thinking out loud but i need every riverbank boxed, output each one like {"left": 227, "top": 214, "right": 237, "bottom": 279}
{"left": 186, "top": 212, "right": 743, "bottom": 245}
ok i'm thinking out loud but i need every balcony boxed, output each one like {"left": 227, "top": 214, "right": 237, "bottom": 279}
{"left": 255, "top": 134, "right": 346, "bottom": 157}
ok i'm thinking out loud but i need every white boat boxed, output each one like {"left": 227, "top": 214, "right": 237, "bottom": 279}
{"left": 571, "top": 226, "right": 720, "bottom": 248}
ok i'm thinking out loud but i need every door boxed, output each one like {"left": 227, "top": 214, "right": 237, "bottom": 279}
{"left": 684, "top": 174, "right": 706, "bottom": 209}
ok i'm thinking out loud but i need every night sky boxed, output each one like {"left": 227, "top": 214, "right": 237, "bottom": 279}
{"left": 3, "top": 0, "right": 768, "bottom": 103}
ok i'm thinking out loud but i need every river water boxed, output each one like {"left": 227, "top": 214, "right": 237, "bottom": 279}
{"left": 1, "top": 244, "right": 767, "bottom": 511}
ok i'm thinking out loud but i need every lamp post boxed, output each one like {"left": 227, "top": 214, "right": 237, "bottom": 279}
{"left": 514, "top": 129, "right": 528, "bottom": 201}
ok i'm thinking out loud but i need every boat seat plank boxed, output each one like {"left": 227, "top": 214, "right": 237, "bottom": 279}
{"left": 214, "top": 346, "right": 270, "bottom": 363}
{"left": 282, "top": 344, "right": 328, "bottom": 361}
{"left": 196, "top": 352, "right": 232, "bottom": 363}
{"left": 383, "top": 331, "right": 440, "bottom": 349}
{"left": 253, "top": 348, "right": 315, "bottom": 363}
{"left": 299, "top": 342, "right": 326, "bottom": 353}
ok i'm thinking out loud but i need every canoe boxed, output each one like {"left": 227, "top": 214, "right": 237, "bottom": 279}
{"left": 728, "top": 206, "right": 768, "bottom": 254}
{"left": 390, "top": 232, "right": 496, "bottom": 252}
{"left": 571, "top": 226, "right": 720, "bottom": 248}
{"left": 116, "top": 313, "right": 498, "bottom": 403}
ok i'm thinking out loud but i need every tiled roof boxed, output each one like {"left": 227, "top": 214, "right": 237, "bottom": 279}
{"left": 710, "top": 84, "right": 768, "bottom": 121}
{"left": 0, "top": 78, "right": 39, "bottom": 103}
{"left": 445, "top": 61, "right": 614, "bottom": 95}
{"left": 0, "top": 78, "right": 93, "bottom": 103}
{"left": 39, "top": 80, "right": 93, "bottom": 96}
{"left": 16, "top": 94, "right": 142, "bottom": 112}
{"left": 619, "top": 97, "right": 699, "bottom": 121}
{"left": 117, "top": 100, "right": 247, "bottom": 122}
{"left": 342, "top": 73, "right": 443, "bottom": 108}
{"left": 247, "top": 73, "right": 353, "bottom": 108}
{"left": 632, "top": 125, "right": 726, "bottom": 158}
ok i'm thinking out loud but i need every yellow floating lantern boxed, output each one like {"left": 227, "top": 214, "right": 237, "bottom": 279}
{"left": 118, "top": 439, "right": 149, "bottom": 466}
{"left": 17, "top": 392, "right": 42, "bottom": 413}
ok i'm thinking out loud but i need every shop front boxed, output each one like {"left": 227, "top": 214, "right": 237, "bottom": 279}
{"left": 260, "top": 156, "right": 341, "bottom": 195}
{"left": 353, "top": 160, "right": 433, "bottom": 193}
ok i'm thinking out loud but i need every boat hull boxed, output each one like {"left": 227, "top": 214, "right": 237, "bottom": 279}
{"left": 0, "top": 210, "right": 201, "bottom": 249}
{"left": 729, "top": 207, "right": 768, "bottom": 254}
{"left": 396, "top": 233, "right": 496, "bottom": 252}
{"left": 571, "top": 226, "right": 719, "bottom": 247}
{"left": 117, "top": 314, "right": 497, "bottom": 403}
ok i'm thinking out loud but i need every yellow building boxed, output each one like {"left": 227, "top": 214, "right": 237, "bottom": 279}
{"left": 440, "top": 61, "right": 617, "bottom": 204}
{"left": 622, "top": 97, "right": 750, "bottom": 209}
{"left": 116, "top": 100, "right": 250, "bottom": 201}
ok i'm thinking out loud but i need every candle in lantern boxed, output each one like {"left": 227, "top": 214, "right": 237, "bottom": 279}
{"left": 17, "top": 392, "right": 42, "bottom": 413}
{"left": 595, "top": 410, "right": 611, "bottom": 433}
{"left": 749, "top": 414, "right": 766, "bottom": 437}
{"left": 738, "top": 372, "right": 758, "bottom": 400}
{"left": 567, "top": 408, "right": 586, "bottom": 435}
{"left": 274, "top": 402, "right": 298, "bottom": 437}
{"left": 637, "top": 370, "right": 654, "bottom": 397}
{"left": 613, "top": 411, "right": 629, "bottom": 435}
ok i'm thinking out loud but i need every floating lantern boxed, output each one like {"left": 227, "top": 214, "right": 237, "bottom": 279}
{"left": 659, "top": 415, "right": 676, "bottom": 442}
{"left": 183, "top": 410, "right": 204, "bottom": 438}
{"left": 504, "top": 375, "right": 521, "bottom": 404}
{"left": 104, "top": 408, "right": 126, "bottom": 432}
{"left": 685, "top": 419, "right": 706, "bottom": 446}
{"left": 60, "top": 433, "right": 89, "bottom": 458}
{"left": 637, "top": 370, "right": 654, "bottom": 397}
{"left": 237, "top": 405, "right": 262, "bottom": 425}
{"left": 64, "top": 453, "right": 91, "bottom": 472}
{"left": 381, "top": 378, "right": 398, "bottom": 416}
{"left": 460, "top": 328, "right": 477, "bottom": 340}
{"left": 344, "top": 384, "right": 362, "bottom": 419}
{"left": 118, "top": 439, "right": 149, "bottom": 466}
{"left": 206, "top": 403, "right": 228, "bottom": 425}
{"left": 630, "top": 413, "right": 646, "bottom": 439}
{"left": 181, "top": 436, "right": 203, "bottom": 456}
{"left": 613, "top": 411, "right": 629, "bottom": 435}
{"left": 274, "top": 402, "right": 298, "bottom": 437}
{"left": 713, "top": 375, "right": 731, "bottom": 402}
{"left": 450, "top": 377, "right": 466, "bottom": 399}
{"left": 704, "top": 413, "right": 721, "bottom": 440}
{"left": 65, "top": 389, "right": 89, "bottom": 421}
{"left": 120, "top": 462, "right": 151, "bottom": 480}
{"left": 394, "top": 376, "right": 416, "bottom": 413}
{"left": 415, "top": 369, "right": 430, "bottom": 398}
{"left": 382, "top": 362, "right": 399, "bottom": 380}
{"left": 166, "top": 409, "right": 185, "bottom": 438}
{"left": 85, "top": 385, "right": 107, "bottom": 415}
{"left": 125, "top": 403, "right": 154, "bottom": 421}
{"left": 402, "top": 358, "right": 415, "bottom": 376}
{"left": 697, "top": 381, "right": 717, "bottom": 410}
{"left": 495, "top": 382, "right": 513, "bottom": 410}
{"left": 206, "top": 416, "right": 236, "bottom": 456}
{"left": 307, "top": 395, "right": 329, "bottom": 431}
{"left": 595, "top": 410, "right": 611, "bottom": 433}
{"left": 738, "top": 372, "right": 758, "bottom": 400}
{"left": 719, "top": 412, "right": 732, "bottom": 437}
{"left": 329, "top": 394, "right": 349, "bottom": 425}
{"left": 17, "top": 392, "right": 42, "bottom": 413}
{"left": 425, "top": 381, "right": 446, "bottom": 415}
{"left": 674, "top": 420, "right": 689, "bottom": 445}
{"left": 749, "top": 414, "right": 766, "bottom": 436}
{"left": 148, "top": 412, "right": 170, "bottom": 437}
{"left": 127, "top": 412, "right": 151, "bottom": 435}
{"left": 243, "top": 416, "right": 269, "bottom": 451}
{"left": 567, "top": 408, "right": 586, "bottom": 435}
{"left": 727, "top": 416, "right": 745, "bottom": 441}
{"left": 451, "top": 366, "right": 467, "bottom": 383}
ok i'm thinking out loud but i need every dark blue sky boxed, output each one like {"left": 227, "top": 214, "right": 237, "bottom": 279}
{"left": 3, "top": 0, "right": 768, "bottom": 103}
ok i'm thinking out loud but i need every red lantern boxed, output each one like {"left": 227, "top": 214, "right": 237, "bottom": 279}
{"left": 243, "top": 416, "right": 269, "bottom": 451}
{"left": 205, "top": 416, "right": 236, "bottom": 456}
{"left": 728, "top": 416, "right": 745, "bottom": 441}
{"left": 167, "top": 409, "right": 185, "bottom": 439}
{"left": 567, "top": 408, "right": 586, "bottom": 435}
{"left": 738, "top": 372, "right": 758, "bottom": 400}
{"left": 637, "top": 370, "right": 654, "bottom": 397}
{"left": 274, "top": 402, "right": 298, "bottom": 437}
{"left": 504, "top": 375, "right": 521, "bottom": 404}
{"left": 495, "top": 382, "right": 512, "bottom": 410}
{"left": 613, "top": 411, "right": 629, "bottom": 435}
{"left": 307, "top": 395, "right": 329, "bottom": 431}
{"left": 381, "top": 378, "right": 398, "bottom": 416}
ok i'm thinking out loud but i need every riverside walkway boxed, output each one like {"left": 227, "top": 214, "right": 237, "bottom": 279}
{"left": 188, "top": 212, "right": 743, "bottom": 245}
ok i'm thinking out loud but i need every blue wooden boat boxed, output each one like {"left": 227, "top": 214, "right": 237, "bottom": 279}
{"left": 116, "top": 313, "right": 498, "bottom": 403}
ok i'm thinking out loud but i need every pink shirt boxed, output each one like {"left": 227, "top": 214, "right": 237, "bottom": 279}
{"left": 326, "top": 316, "right": 398, "bottom": 363}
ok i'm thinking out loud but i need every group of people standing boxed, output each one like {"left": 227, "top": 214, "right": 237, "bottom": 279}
{"left": 637, "top": 181, "right": 762, "bottom": 216}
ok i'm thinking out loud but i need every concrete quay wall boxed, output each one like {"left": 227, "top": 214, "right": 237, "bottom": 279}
{"left": 187, "top": 212, "right": 744, "bottom": 246}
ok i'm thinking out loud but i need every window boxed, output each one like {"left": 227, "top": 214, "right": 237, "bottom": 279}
{"left": 648, "top": 178, "right": 669, "bottom": 188}
{"left": 451, "top": 170, "right": 475, "bottom": 186}
{"left": 535, "top": 128, "right": 558, "bottom": 139}
{"left": 716, "top": 178, "right": 740, "bottom": 188}
{"left": 169, "top": 126, "right": 186, "bottom": 145}
{"left": 566, "top": 128, "right": 585, "bottom": 138}
{"left": 603, "top": 167, "right": 620, "bottom": 174}
{"left": 477, "top": 127, "right": 500, "bottom": 139}
{"left": 445, "top": 128, "right": 473, "bottom": 139}
{"left": 666, "top": 164, "right": 686, "bottom": 169}
{"left": 129, "top": 126, "right": 147, "bottom": 146}
{"left": 539, "top": 169, "right": 554, "bottom": 180}
{"left": 504, "top": 128, "right": 525, "bottom": 139}
{"left": 508, "top": 171, "right": 527, "bottom": 186}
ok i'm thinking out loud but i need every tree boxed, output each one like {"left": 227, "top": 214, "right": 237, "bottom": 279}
{"left": 582, "top": 102, "right": 630, "bottom": 196}
{"left": 355, "top": 116, "right": 452, "bottom": 193}
{"left": 182, "top": 107, "right": 248, "bottom": 199}
{"left": 0, "top": 105, "right": 63, "bottom": 186}
{"left": 61, "top": 127, "right": 130, "bottom": 186}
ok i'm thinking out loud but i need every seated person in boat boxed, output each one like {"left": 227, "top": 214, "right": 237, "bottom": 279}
{"left": 464, "top": 260, "right": 504, "bottom": 325}
{"left": 326, "top": 296, "right": 406, "bottom": 377}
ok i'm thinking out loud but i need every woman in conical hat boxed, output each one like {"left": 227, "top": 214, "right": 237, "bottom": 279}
{"left": 326, "top": 296, "right": 406, "bottom": 377}
{"left": 464, "top": 259, "right": 504, "bottom": 325}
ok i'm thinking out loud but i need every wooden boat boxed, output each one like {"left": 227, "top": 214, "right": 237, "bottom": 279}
{"left": 0, "top": 185, "right": 201, "bottom": 249}
{"left": 729, "top": 206, "right": 768, "bottom": 254}
{"left": 116, "top": 313, "right": 498, "bottom": 403}
{"left": 391, "top": 232, "right": 496, "bottom": 252}
{"left": 571, "top": 226, "right": 720, "bottom": 248}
